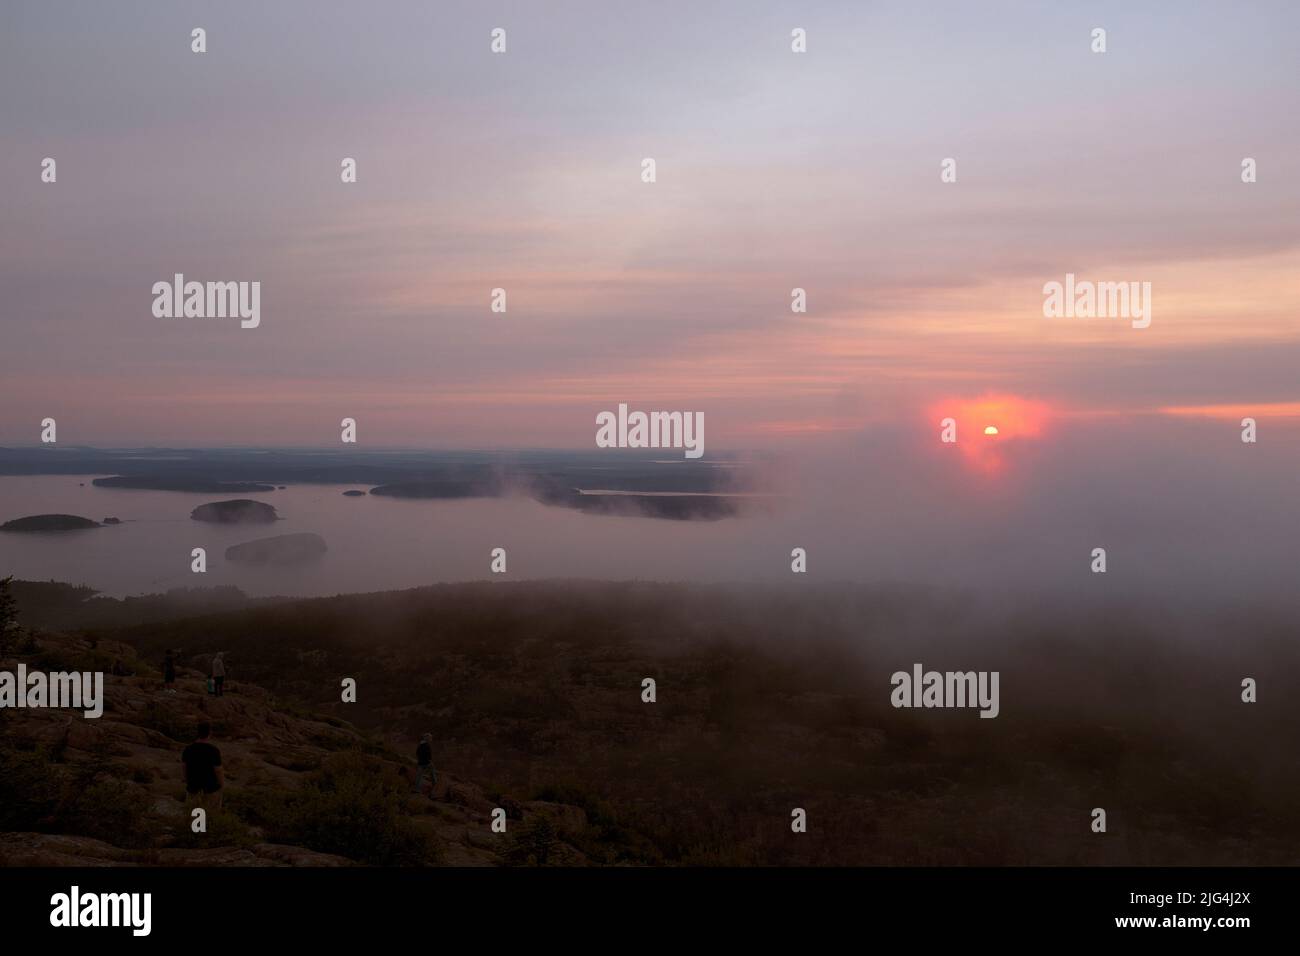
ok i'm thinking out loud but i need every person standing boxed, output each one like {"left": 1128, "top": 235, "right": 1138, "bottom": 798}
{"left": 181, "top": 720, "right": 224, "bottom": 811}
{"left": 163, "top": 650, "right": 176, "bottom": 693}
{"left": 211, "top": 652, "right": 225, "bottom": 697}
{"left": 413, "top": 733, "right": 437, "bottom": 798}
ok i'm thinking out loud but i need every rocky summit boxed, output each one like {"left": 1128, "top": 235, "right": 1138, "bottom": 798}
{"left": 0, "top": 630, "right": 589, "bottom": 867}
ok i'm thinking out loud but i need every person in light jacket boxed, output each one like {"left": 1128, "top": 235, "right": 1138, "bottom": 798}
{"left": 211, "top": 652, "right": 226, "bottom": 697}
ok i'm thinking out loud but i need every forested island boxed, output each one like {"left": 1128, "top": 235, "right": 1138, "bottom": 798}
{"left": 190, "top": 499, "right": 279, "bottom": 524}
{"left": 1, "top": 514, "right": 101, "bottom": 532}
{"left": 93, "top": 475, "right": 277, "bottom": 493}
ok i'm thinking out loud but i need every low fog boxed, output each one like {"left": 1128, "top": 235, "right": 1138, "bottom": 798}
{"left": 1, "top": 413, "right": 1296, "bottom": 610}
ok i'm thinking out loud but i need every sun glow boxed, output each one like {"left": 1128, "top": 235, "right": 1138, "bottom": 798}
{"left": 930, "top": 395, "right": 1054, "bottom": 475}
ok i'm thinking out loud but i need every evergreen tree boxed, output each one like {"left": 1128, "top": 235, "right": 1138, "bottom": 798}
{"left": 0, "top": 576, "right": 20, "bottom": 655}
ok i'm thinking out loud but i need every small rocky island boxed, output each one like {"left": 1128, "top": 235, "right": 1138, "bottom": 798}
{"left": 190, "top": 499, "right": 279, "bottom": 524}
{"left": 225, "top": 532, "right": 327, "bottom": 566}
{"left": 1, "top": 514, "right": 101, "bottom": 532}
{"left": 342, "top": 490, "right": 367, "bottom": 497}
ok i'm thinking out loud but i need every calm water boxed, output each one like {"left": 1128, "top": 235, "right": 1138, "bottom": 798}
{"left": 2, "top": 422, "right": 1298, "bottom": 605}
{"left": 0, "top": 475, "right": 788, "bottom": 597}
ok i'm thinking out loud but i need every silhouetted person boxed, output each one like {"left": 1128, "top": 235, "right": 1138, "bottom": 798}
{"left": 163, "top": 651, "right": 176, "bottom": 693}
{"left": 211, "top": 652, "right": 225, "bottom": 696}
{"left": 182, "top": 720, "right": 224, "bottom": 811}
{"left": 413, "top": 733, "right": 437, "bottom": 798}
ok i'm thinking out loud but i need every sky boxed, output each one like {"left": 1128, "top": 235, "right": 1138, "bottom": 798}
{"left": 2, "top": 0, "right": 1298, "bottom": 449}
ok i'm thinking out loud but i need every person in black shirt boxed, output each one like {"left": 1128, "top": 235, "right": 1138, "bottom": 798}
{"left": 182, "top": 720, "right": 224, "bottom": 811}
{"left": 413, "top": 733, "right": 437, "bottom": 798}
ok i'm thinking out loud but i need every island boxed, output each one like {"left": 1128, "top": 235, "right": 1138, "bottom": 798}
{"left": 1, "top": 514, "right": 101, "bottom": 532}
{"left": 224, "top": 532, "right": 327, "bottom": 566}
{"left": 93, "top": 476, "right": 278, "bottom": 493}
{"left": 342, "top": 490, "right": 367, "bottom": 497}
{"left": 190, "top": 499, "right": 280, "bottom": 524}
{"left": 368, "top": 477, "right": 503, "bottom": 499}
{"left": 531, "top": 487, "right": 744, "bottom": 521}
{"left": 102, "top": 517, "right": 122, "bottom": 525}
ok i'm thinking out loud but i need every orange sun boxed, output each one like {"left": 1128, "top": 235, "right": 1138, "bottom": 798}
{"left": 929, "top": 394, "right": 1054, "bottom": 474}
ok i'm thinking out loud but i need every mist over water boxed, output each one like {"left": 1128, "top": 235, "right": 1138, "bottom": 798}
{"left": 1, "top": 414, "right": 1294, "bottom": 606}
{"left": 776, "top": 414, "right": 1300, "bottom": 606}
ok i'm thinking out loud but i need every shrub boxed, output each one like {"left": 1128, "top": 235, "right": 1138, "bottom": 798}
{"left": 0, "top": 576, "right": 22, "bottom": 656}
{"left": 171, "top": 808, "right": 256, "bottom": 849}
{"left": 505, "top": 816, "right": 558, "bottom": 866}
{"left": 262, "top": 752, "right": 441, "bottom": 866}
{"left": 57, "top": 774, "right": 154, "bottom": 849}
{"left": 0, "top": 744, "right": 62, "bottom": 830}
